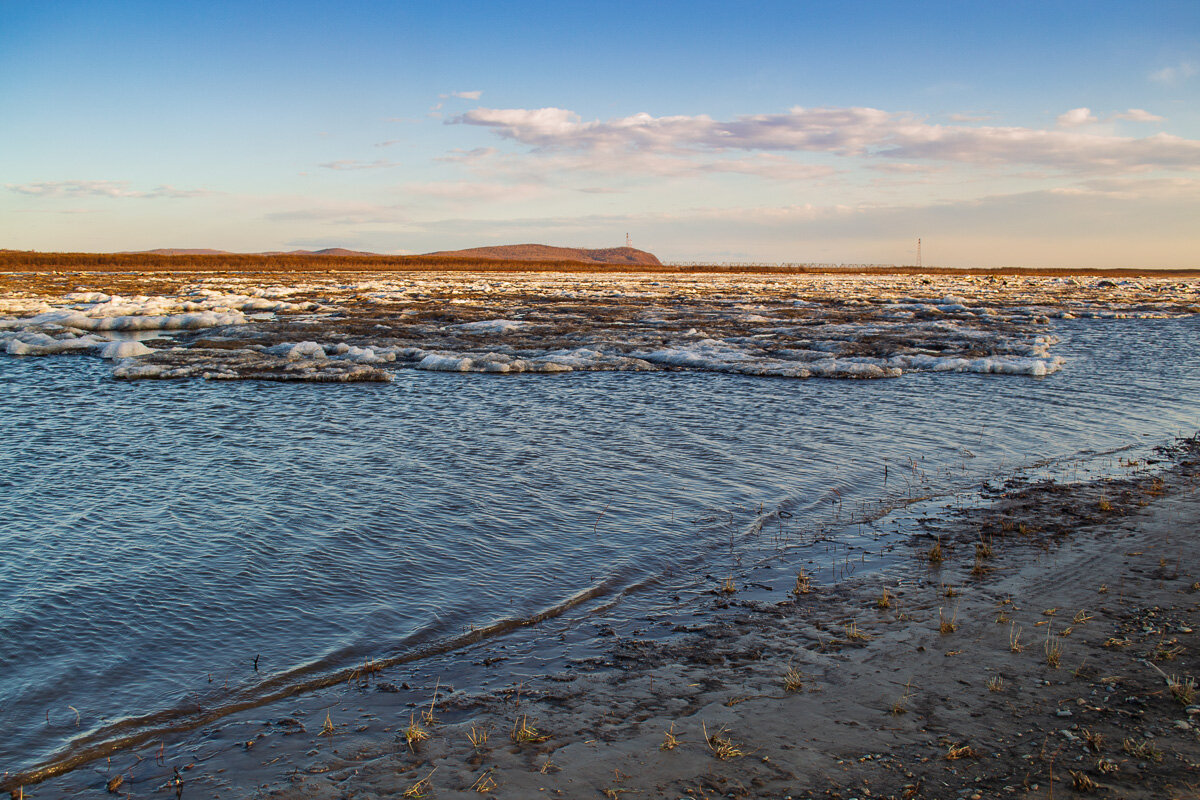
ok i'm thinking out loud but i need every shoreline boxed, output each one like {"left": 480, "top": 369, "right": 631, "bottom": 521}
{"left": 17, "top": 436, "right": 1200, "bottom": 799}
{"left": 3, "top": 257, "right": 1200, "bottom": 279}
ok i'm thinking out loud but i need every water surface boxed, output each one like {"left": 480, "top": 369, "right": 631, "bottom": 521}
{"left": 2, "top": 315, "right": 1199, "bottom": 774}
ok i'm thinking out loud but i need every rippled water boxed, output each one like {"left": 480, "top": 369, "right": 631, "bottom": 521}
{"left": 2, "top": 315, "right": 1199, "bottom": 776}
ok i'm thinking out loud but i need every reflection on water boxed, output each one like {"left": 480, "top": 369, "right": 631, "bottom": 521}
{"left": 1, "top": 316, "right": 1198, "bottom": 773}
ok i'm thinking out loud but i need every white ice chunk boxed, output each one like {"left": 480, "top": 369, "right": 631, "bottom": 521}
{"left": 96, "top": 340, "right": 154, "bottom": 359}
{"left": 417, "top": 354, "right": 474, "bottom": 371}
{"left": 452, "top": 319, "right": 530, "bottom": 334}
{"left": 264, "top": 341, "right": 328, "bottom": 360}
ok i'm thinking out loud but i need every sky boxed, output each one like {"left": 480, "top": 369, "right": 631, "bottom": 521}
{"left": 2, "top": 0, "right": 1199, "bottom": 267}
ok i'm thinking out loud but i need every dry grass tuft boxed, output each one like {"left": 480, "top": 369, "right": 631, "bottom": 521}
{"left": 1081, "top": 728, "right": 1104, "bottom": 753}
{"left": 1103, "top": 636, "right": 1133, "bottom": 649}
{"left": 876, "top": 587, "right": 893, "bottom": 609}
{"left": 702, "top": 721, "right": 744, "bottom": 760}
{"left": 844, "top": 622, "right": 871, "bottom": 641}
{"left": 318, "top": 711, "right": 335, "bottom": 737}
{"left": 421, "top": 678, "right": 440, "bottom": 727}
{"left": 1044, "top": 633, "right": 1063, "bottom": 669}
{"left": 938, "top": 607, "right": 958, "bottom": 635}
{"left": 783, "top": 666, "right": 805, "bottom": 693}
{"left": 986, "top": 675, "right": 1005, "bottom": 692}
{"left": 1096, "top": 757, "right": 1120, "bottom": 775}
{"left": 1073, "top": 610, "right": 1094, "bottom": 624}
{"left": 1069, "top": 770, "right": 1098, "bottom": 793}
{"left": 1168, "top": 674, "right": 1197, "bottom": 705}
{"left": 719, "top": 576, "right": 737, "bottom": 595}
{"left": 511, "top": 714, "right": 550, "bottom": 744}
{"left": 975, "top": 537, "right": 994, "bottom": 560}
{"left": 1153, "top": 640, "right": 1184, "bottom": 662}
{"left": 891, "top": 679, "right": 913, "bottom": 715}
{"left": 348, "top": 658, "right": 383, "bottom": 686}
{"left": 1123, "top": 737, "right": 1164, "bottom": 762}
{"left": 402, "top": 768, "right": 437, "bottom": 799}
{"left": 792, "top": 569, "right": 813, "bottom": 596}
{"left": 1009, "top": 623, "right": 1025, "bottom": 653}
{"left": 927, "top": 539, "right": 944, "bottom": 565}
{"left": 660, "top": 722, "right": 680, "bottom": 751}
{"left": 404, "top": 715, "right": 429, "bottom": 751}
{"left": 945, "top": 743, "right": 977, "bottom": 760}
{"left": 942, "top": 584, "right": 959, "bottom": 598}
{"left": 470, "top": 770, "right": 498, "bottom": 794}
{"left": 466, "top": 723, "right": 489, "bottom": 750}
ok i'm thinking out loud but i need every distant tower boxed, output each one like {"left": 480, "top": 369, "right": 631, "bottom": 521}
{"left": 917, "top": 238, "right": 922, "bottom": 269}
{"left": 626, "top": 232, "right": 632, "bottom": 247}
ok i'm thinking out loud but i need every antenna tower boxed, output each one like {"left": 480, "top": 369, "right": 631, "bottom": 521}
{"left": 917, "top": 237, "right": 922, "bottom": 269}
{"left": 626, "top": 232, "right": 632, "bottom": 247}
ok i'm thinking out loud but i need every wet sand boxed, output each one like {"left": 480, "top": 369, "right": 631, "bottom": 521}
{"left": 18, "top": 437, "right": 1200, "bottom": 799}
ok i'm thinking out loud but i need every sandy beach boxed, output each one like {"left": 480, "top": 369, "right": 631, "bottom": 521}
{"left": 14, "top": 434, "right": 1196, "bottom": 799}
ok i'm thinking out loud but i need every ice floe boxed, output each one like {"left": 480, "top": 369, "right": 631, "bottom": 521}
{"left": 2, "top": 270, "right": 1197, "bottom": 382}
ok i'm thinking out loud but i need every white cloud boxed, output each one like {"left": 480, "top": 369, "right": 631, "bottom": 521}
{"left": 1150, "top": 61, "right": 1197, "bottom": 83}
{"left": 947, "top": 112, "right": 994, "bottom": 123}
{"left": 869, "top": 162, "right": 949, "bottom": 174}
{"left": 451, "top": 105, "right": 1200, "bottom": 173}
{"left": 1113, "top": 108, "right": 1164, "bottom": 123}
{"left": 399, "top": 180, "right": 544, "bottom": 202}
{"left": 1056, "top": 107, "right": 1097, "bottom": 128}
{"left": 6, "top": 180, "right": 213, "bottom": 199}
{"left": 318, "top": 159, "right": 402, "bottom": 170}
{"left": 436, "top": 142, "right": 835, "bottom": 184}
{"left": 441, "top": 90, "right": 483, "bottom": 100}
{"left": 434, "top": 147, "right": 499, "bottom": 163}
{"left": 264, "top": 200, "right": 408, "bottom": 225}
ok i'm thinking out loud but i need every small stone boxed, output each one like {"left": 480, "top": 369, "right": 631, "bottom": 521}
{"left": 1056, "top": 709, "right": 1073, "bottom": 717}
{"left": 1186, "top": 705, "right": 1200, "bottom": 715}
{"left": 1175, "top": 720, "right": 1192, "bottom": 730}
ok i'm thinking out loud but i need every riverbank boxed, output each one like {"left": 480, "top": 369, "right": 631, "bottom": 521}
{"left": 18, "top": 436, "right": 1198, "bottom": 799}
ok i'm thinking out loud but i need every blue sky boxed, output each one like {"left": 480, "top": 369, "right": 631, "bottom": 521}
{"left": 2, "top": 0, "right": 1198, "bottom": 266}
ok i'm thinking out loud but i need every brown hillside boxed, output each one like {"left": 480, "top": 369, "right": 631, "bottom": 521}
{"left": 424, "top": 244, "right": 662, "bottom": 266}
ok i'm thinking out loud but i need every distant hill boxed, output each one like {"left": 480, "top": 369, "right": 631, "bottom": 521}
{"left": 137, "top": 248, "right": 230, "bottom": 255}
{"left": 124, "top": 244, "right": 662, "bottom": 265}
{"left": 424, "top": 244, "right": 662, "bottom": 266}
{"left": 276, "top": 248, "right": 377, "bottom": 257}
{"left": 140, "top": 247, "right": 377, "bottom": 257}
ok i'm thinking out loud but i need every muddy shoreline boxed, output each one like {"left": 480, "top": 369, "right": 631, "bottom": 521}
{"left": 11, "top": 436, "right": 1199, "bottom": 799}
